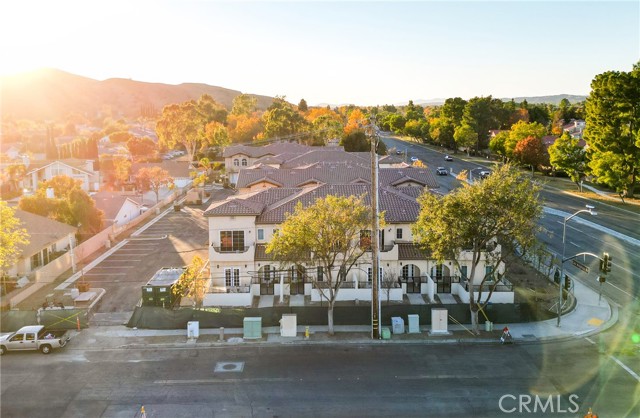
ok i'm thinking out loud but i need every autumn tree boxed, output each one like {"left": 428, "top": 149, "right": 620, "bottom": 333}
{"left": 156, "top": 94, "right": 228, "bottom": 163}
{"left": 548, "top": 132, "right": 587, "bottom": 190}
{"left": 109, "top": 131, "right": 134, "bottom": 143}
{"left": 0, "top": 201, "right": 29, "bottom": 277}
{"left": 412, "top": 165, "right": 543, "bottom": 333}
{"left": 127, "top": 136, "right": 157, "bottom": 160}
{"left": 513, "top": 136, "right": 547, "bottom": 175}
{"left": 19, "top": 175, "right": 104, "bottom": 238}
{"left": 135, "top": 166, "right": 173, "bottom": 204}
{"left": 505, "top": 120, "right": 547, "bottom": 159}
{"left": 113, "top": 157, "right": 132, "bottom": 188}
{"left": 173, "top": 255, "right": 208, "bottom": 308}
{"left": 4, "top": 163, "right": 26, "bottom": 193}
{"left": 266, "top": 195, "right": 375, "bottom": 335}
{"left": 227, "top": 113, "right": 264, "bottom": 143}
{"left": 584, "top": 61, "right": 640, "bottom": 198}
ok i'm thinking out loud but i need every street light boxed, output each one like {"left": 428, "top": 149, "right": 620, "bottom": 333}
{"left": 557, "top": 205, "right": 597, "bottom": 327}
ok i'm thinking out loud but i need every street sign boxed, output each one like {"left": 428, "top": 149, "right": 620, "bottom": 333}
{"left": 572, "top": 259, "right": 590, "bottom": 273}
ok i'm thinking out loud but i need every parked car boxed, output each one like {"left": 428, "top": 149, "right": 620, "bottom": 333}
{"left": 0, "top": 325, "right": 70, "bottom": 355}
{"left": 396, "top": 150, "right": 403, "bottom": 155}
{"left": 479, "top": 170, "right": 491, "bottom": 179}
{"left": 444, "top": 155, "right": 453, "bottom": 161}
{"left": 436, "top": 167, "right": 448, "bottom": 176}
{"left": 410, "top": 156, "right": 419, "bottom": 162}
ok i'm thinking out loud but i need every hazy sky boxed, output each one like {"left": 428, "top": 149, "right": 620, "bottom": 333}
{"left": 2, "top": 0, "right": 639, "bottom": 105}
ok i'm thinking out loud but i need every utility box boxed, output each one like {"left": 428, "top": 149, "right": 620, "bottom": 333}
{"left": 280, "top": 314, "right": 297, "bottom": 337}
{"left": 431, "top": 308, "right": 449, "bottom": 334}
{"left": 141, "top": 267, "right": 185, "bottom": 308}
{"left": 243, "top": 317, "right": 262, "bottom": 339}
{"left": 408, "top": 314, "right": 420, "bottom": 333}
{"left": 391, "top": 317, "right": 405, "bottom": 334}
{"left": 187, "top": 321, "right": 200, "bottom": 339}
{"left": 381, "top": 327, "right": 391, "bottom": 340}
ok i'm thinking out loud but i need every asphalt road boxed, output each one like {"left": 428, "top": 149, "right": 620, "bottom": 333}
{"left": 1, "top": 340, "right": 637, "bottom": 417}
{"left": 381, "top": 135, "right": 640, "bottom": 310}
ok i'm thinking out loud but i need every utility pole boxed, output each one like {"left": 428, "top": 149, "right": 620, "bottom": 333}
{"left": 369, "top": 120, "right": 381, "bottom": 339}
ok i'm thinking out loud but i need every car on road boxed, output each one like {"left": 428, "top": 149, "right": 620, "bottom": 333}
{"left": 436, "top": 167, "right": 448, "bottom": 176}
{"left": 0, "top": 325, "right": 70, "bottom": 355}
{"left": 410, "top": 156, "right": 418, "bottom": 162}
{"left": 396, "top": 150, "right": 403, "bottom": 155}
{"left": 478, "top": 170, "right": 491, "bottom": 179}
{"left": 444, "top": 155, "right": 453, "bottom": 161}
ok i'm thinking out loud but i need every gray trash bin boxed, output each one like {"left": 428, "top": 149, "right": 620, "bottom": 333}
{"left": 391, "top": 317, "right": 405, "bottom": 334}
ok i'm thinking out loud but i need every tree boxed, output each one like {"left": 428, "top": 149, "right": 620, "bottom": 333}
{"left": 584, "top": 62, "right": 640, "bottom": 198}
{"left": 298, "top": 98, "right": 308, "bottom": 112}
{"left": 4, "top": 163, "right": 26, "bottom": 193}
{"left": 462, "top": 96, "right": 494, "bottom": 152}
{"left": 266, "top": 195, "right": 374, "bottom": 335}
{"left": 227, "top": 113, "right": 264, "bottom": 143}
{"left": 548, "top": 132, "right": 587, "bottom": 190}
{"left": 135, "top": 166, "right": 173, "bottom": 203}
{"left": 453, "top": 123, "right": 478, "bottom": 155}
{"left": 262, "top": 97, "right": 309, "bottom": 139}
{"left": 311, "top": 114, "right": 344, "bottom": 145}
{"left": 231, "top": 94, "right": 258, "bottom": 116}
{"left": 412, "top": 165, "right": 543, "bottom": 333}
{"left": 173, "top": 255, "right": 207, "bottom": 308}
{"left": 127, "top": 136, "right": 157, "bottom": 160}
{"left": 489, "top": 131, "right": 510, "bottom": 161}
{"left": 109, "top": 131, "right": 134, "bottom": 143}
{"left": 0, "top": 201, "right": 29, "bottom": 277}
{"left": 18, "top": 175, "right": 104, "bottom": 238}
{"left": 341, "top": 130, "right": 370, "bottom": 152}
{"left": 505, "top": 121, "right": 547, "bottom": 159}
{"left": 513, "top": 136, "right": 547, "bottom": 175}
{"left": 113, "top": 157, "right": 132, "bottom": 189}
{"left": 156, "top": 95, "right": 228, "bottom": 163}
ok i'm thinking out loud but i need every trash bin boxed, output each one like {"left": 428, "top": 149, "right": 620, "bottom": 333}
{"left": 381, "top": 327, "right": 391, "bottom": 340}
{"left": 485, "top": 321, "right": 493, "bottom": 332}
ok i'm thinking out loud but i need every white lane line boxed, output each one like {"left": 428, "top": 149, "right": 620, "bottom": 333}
{"left": 585, "top": 337, "right": 595, "bottom": 345}
{"left": 101, "top": 259, "right": 141, "bottom": 262}
{"left": 83, "top": 273, "right": 127, "bottom": 276}
{"left": 569, "top": 241, "right": 579, "bottom": 247}
{"left": 611, "top": 356, "right": 640, "bottom": 382}
{"left": 91, "top": 266, "right": 134, "bottom": 269}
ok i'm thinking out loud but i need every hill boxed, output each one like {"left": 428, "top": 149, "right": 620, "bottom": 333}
{"left": 0, "top": 68, "right": 274, "bottom": 120}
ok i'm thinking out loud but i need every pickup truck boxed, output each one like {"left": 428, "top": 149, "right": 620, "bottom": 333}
{"left": 0, "top": 325, "right": 70, "bottom": 355}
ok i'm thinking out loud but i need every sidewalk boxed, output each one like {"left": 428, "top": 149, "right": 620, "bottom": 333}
{"left": 64, "top": 278, "right": 615, "bottom": 350}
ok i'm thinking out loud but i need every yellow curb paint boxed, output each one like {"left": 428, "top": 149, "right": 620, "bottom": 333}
{"left": 587, "top": 318, "right": 604, "bottom": 326}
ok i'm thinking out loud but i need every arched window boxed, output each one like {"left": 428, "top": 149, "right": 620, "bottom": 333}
{"left": 241, "top": 158, "right": 248, "bottom": 166}
{"left": 233, "top": 159, "right": 239, "bottom": 166}
{"left": 402, "top": 264, "right": 420, "bottom": 279}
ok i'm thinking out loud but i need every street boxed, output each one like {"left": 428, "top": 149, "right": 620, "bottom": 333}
{"left": 1, "top": 339, "right": 637, "bottom": 417}
{"left": 381, "top": 135, "right": 640, "bottom": 310}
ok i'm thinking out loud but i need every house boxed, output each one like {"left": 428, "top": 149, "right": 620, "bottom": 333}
{"left": 6, "top": 210, "right": 77, "bottom": 279}
{"left": 203, "top": 147, "right": 509, "bottom": 307}
{"left": 562, "top": 119, "right": 586, "bottom": 139}
{"left": 22, "top": 159, "right": 100, "bottom": 193}
{"left": 92, "top": 192, "right": 147, "bottom": 227}
{"left": 223, "top": 143, "right": 315, "bottom": 184}
{"left": 0, "top": 142, "right": 22, "bottom": 160}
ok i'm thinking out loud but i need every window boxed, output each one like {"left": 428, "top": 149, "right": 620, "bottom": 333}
{"left": 25, "top": 333, "right": 35, "bottom": 341}
{"left": 396, "top": 228, "right": 403, "bottom": 240}
{"left": 10, "top": 334, "right": 24, "bottom": 342}
{"left": 241, "top": 158, "right": 248, "bottom": 166}
{"left": 257, "top": 229, "right": 264, "bottom": 240}
{"left": 224, "top": 268, "right": 240, "bottom": 287}
{"left": 220, "top": 231, "right": 245, "bottom": 252}
{"left": 433, "top": 264, "right": 444, "bottom": 280}
{"left": 259, "top": 265, "right": 275, "bottom": 281}
{"left": 402, "top": 264, "right": 418, "bottom": 279}
{"left": 485, "top": 265, "right": 494, "bottom": 280}
{"left": 461, "top": 266, "right": 468, "bottom": 280}
{"left": 31, "top": 253, "right": 43, "bottom": 270}
{"left": 367, "top": 267, "right": 383, "bottom": 282}
{"left": 317, "top": 266, "right": 324, "bottom": 281}
{"left": 233, "top": 158, "right": 239, "bottom": 166}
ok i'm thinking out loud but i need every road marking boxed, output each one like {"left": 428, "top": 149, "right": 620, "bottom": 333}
{"left": 155, "top": 377, "right": 294, "bottom": 385}
{"left": 587, "top": 318, "right": 604, "bottom": 326}
{"left": 611, "top": 355, "right": 640, "bottom": 382}
{"left": 91, "top": 266, "right": 134, "bottom": 269}
{"left": 585, "top": 337, "right": 640, "bottom": 382}
{"left": 83, "top": 273, "right": 126, "bottom": 276}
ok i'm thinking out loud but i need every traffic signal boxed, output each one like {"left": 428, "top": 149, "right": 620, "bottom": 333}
{"left": 606, "top": 254, "right": 613, "bottom": 273}
{"left": 600, "top": 253, "right": 612, "bottom": 273}
{"left": 564, "top": 275, "right": 571, "bottom": 290}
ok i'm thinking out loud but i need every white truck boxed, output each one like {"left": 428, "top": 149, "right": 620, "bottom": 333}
{"left": 0, "top": 325, "right": 70, "bottom": 355}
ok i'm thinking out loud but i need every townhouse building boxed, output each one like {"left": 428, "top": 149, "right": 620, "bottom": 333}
{"left": 203, "top": 145, "right": 510, "bottom": 307}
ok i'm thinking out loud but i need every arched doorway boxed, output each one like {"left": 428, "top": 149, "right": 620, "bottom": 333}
{"left": 402, "top": 264, "right": 421, "bottom": 293}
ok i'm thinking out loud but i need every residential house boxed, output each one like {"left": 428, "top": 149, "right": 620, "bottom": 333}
{"left": 92, "top": 192, "right": 147, "bottom": 228}
{"left": 22, "top": 159, "right": 100, "bottom": 193}
{"left": 6, "top": 210, "right": 77, "bottom": 279}
{"left": 562, "top": 119, "right": 586, "bottom": 140}
{"left": 131, "top": 160, "right": 193, "bottom": 190}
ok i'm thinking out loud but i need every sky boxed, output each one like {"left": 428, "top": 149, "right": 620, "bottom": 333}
{"left": 2, "top": 0, "right": 639, "bottom": 106}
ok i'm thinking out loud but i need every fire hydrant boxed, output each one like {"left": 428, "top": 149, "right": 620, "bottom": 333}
{"left": 305, "top": 326, "right": 310, "bottom": 340}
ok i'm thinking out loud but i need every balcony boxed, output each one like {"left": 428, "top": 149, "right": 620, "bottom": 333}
{"left": 211, "top": 246, "right": 251, "bottom": 253}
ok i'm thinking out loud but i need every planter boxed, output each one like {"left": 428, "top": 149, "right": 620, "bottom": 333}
{"left": 77, "top": 282, "right": 90, "bottom": 292}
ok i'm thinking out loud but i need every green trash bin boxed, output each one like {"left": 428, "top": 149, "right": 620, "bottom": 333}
{"left": 381, "top": 327, "right": 391, "bottom": 340}
{"left": 485, "top": 321, "right": 493, "bottom": 332}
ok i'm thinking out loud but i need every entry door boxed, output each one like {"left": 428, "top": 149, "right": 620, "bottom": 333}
{"left": 289, "top": 266, "right": 305, "bottom": 295}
